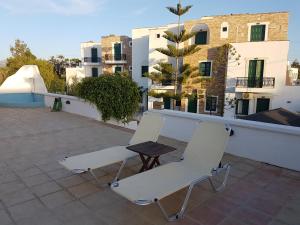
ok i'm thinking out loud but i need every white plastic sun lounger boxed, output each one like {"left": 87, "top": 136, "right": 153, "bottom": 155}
{"left": 59, "top": 113, "right": 164, "bottom": 183}
{"left": 111, "top": 121, "right": 231, "bottom": 221}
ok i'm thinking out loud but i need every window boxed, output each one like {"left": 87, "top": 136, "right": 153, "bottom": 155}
{"left": 114, "top": 66, "right": 122, "bottom": 73}
{"left": 199, "top": 61, "right": 212, "bottom": 77}
{"left": 250, "top": 25, "right": 266, "bottom": 42}
{"left": 195, "top": 31, "right": 207, "bottom": 45}
{"left": 141, "top": 66, "right": 149, "bottom": 77}
{"left": 129, "top": 41, "right": 132, "bottom": 47}
{"left": 220, "top": 22, "right": 229, "bottom": 39}
{"left": 91, "top": 68, "right": 98, "bottom": 77}
{"left": 205, "top": 96, "right": 218, "bottom": 112}
{"left": 129, "top": 66, "right": 132, "bottom": 71}
{"left": 157, "top": 34, "right": 160, "bottom": 38}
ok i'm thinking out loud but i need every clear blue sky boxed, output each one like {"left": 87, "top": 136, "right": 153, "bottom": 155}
{"left": 0, "top": 0, "right": 299, "bottom": 61}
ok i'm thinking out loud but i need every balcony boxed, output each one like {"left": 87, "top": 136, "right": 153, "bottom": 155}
{"left": 83, "top": 57, "right": 101, "bottom": 64}
{"left": 236, "top": 77, "right": 275, "bottom": 88}
{"left": 104, "top": 54, "right": 127, "bottom": 64}
{"left": 151, "top": 81, "right": 175, "bottom": 91}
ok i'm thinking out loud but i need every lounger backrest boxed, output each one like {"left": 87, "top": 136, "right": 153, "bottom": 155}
{"left": 183, "top": 121, "right": 230, "bottom": 174}
{"left": 129, "top": 113, "right": 164, "bottom": 145}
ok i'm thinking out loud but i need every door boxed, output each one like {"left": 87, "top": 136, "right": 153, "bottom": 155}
{"left": 248, "top": 60, "right": 264, "bottom": 88}
{"left": 114, "top": 66, "right": 122, "bottom": 74}
{"left": 256, "top": 98, "right": 270, "bottom": 113}
{"left": 114, "top": 43, "right": 122, "bottom": 61}
{"left": 163, "top": 97, "right": 171, "bottom": 109}
{"left": 188, "top": 95, "right": 198, "bottom": 113}
{"left": 91, "top": 68, "right": 98, "bottom": 77}
{"left": 91, "top": 48, "right": 98, "bottom": 63}
{"left": 236, "top": 99, "right": 249, "bottom": 115}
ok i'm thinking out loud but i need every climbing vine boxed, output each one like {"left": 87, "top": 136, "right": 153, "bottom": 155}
{"left": 77, "top": 75, "right": 140, "bottom": 123}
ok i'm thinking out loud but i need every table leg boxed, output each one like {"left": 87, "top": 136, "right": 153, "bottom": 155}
{"left": 139, "top": 154, "right": 152, "bottom": 172}
{"left": 148, "top": 156, "right": 160, "bottom": 169}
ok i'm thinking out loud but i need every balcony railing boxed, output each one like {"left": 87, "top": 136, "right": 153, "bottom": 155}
{"left": 104, "top": 54, "right": 127, "bottom": 62}
{"left": 236, "top": 77, "right": 275, "bottom": 88}
{"left": 83, "top": 57, "right": 101, "bottom": 63}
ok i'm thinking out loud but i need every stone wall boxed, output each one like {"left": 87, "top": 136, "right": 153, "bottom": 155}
{"left": 183, "top": 12, "right": 289, "bottom": 116}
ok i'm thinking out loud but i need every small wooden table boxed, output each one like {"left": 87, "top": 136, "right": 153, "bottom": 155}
{"left": 127, "top": 141, "right": 176, "bottom": 172}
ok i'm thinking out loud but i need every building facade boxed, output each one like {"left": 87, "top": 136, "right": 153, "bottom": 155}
{"left": 132, "top": 12, "right": 300, "bottom": 116}
{"left": 66, "top": 35, "right": 132, "bottom": 85}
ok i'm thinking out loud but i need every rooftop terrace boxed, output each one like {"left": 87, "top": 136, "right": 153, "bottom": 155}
{"left": 0, "top": 108, "right": 299, "bottom": 225}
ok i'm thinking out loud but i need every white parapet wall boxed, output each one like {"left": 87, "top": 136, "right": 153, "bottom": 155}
{"left": 41, "top": 93, "right": 138, "bottom": 130}
{"left": 148, "top": 110, "right": 300, "bottom": 172}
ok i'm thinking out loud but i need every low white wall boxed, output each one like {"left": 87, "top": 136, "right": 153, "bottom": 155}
{"left": 148, "top": 110, "right": 300, "bottom": 171}
{"left": 41, "top": 93, "right": 137, "bottom": 130}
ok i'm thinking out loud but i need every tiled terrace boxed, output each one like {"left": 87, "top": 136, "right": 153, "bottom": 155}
{"left": 0, "top": 108, "right": 299, "bottom": 225}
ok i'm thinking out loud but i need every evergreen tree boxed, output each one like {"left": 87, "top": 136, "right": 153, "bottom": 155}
{"left": 151, "top": 0, "right": 200, "bottom": 95}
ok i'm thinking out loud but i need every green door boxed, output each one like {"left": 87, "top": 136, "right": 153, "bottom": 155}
{"left": 92, "top": 68, "right": 98, "bottom": 77}
{"left": 114, "top": 43, "right": 122, "bottom": 61}
{"left": 91, "top": 48, "right": 98, "bottom": 62}
{"left": 248, "top": 60, "right": 264, "bottom": 88}
{"left": 188, "top": 95, "right": 198, "bottom": 113}
{"left": 250, "top": 25, "right": 266, "bottom": 42}
{"left": 256, "top": 98, "right": 270, "bottom": 113}
{"left": 163, "top": 97, "right": 171, "bottom": 109}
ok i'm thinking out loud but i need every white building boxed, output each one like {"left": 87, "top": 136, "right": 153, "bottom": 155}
{"left": 132, "top": 24, "right": 182, "bottom": 109}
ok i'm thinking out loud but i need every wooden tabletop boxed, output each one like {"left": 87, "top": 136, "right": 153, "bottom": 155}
{"left": 127, "top": 141, "right": 176, "bottom": 157}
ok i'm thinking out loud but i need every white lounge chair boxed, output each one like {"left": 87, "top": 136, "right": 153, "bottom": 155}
{"left": 111, "top": 121, "right": 231, "bottom": 221}
{"left": 59, "top": 113, "right": 164, "bottom": 184}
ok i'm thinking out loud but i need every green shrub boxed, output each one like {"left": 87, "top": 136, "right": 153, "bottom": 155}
{"left": 77, "top": 75, "right": 140, "bottom": 123}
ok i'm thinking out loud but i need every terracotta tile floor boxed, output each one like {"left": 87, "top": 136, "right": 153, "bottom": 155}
{"left": 0, "top": 108, "right": 299, "bottom": 225}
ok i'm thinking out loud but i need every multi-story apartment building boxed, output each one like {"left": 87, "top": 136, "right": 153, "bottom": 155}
{"left": 66, "top": 35, "right": 132, "bottom": 85}
{"left": 132, "top": 12, "right": 300, "bottom": 116}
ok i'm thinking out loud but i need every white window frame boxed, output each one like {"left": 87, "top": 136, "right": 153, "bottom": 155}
{"left": 129, "top": 41, "right": 132, "bottom": 47}
{"left": 129, "top": 66, "right": 132, "bottom": 71}
{"left": 204, "top": 95, "right": 218, "bottom": 113}
{"left": 199, "top": 60, "right": 213, "bottom": 78}
{"left": 247, "top": 22, "right": 269, "bottom": 42}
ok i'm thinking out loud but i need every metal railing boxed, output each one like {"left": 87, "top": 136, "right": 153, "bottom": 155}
{"left": 104, "top": 54, "right": 127, "bottom": 61}
{"left": 83, "top": 57, "right": 101, "bottom": 63}
{"left": 236, "top": 77, "right": 275, "bottom": 88}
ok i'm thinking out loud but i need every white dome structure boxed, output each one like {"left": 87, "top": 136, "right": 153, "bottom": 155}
{"left": 0, "top": 65, "right": 48, "bottom": 93}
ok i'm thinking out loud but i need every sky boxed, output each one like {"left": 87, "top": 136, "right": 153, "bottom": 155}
{"left": 0, "top": 0, "right": 299, "bottom": 61}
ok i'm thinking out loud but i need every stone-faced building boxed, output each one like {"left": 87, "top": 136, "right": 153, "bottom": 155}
{"left": 101, "top": 35, "right": 132, "bottom": 74}
{"left": 183, "top": 12, "right": 289, "bottom": 116}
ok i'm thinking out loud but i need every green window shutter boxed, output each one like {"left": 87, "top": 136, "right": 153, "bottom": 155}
{"left": 248, "top": 60, "right": 264, "bottom": 87}
{"left": 199, "top": 62, "right": 211, "bottom": 76}
{"left": 92, "top": 68, "right": 98, "bottom": 77}
{"left": 114, "top": 43, "right": 122, "bottom": 60}
{"left": 195, "top": 31, "right": 207, "bottom": 45}
{"left": 141, "top": 66, "right": 148, "bottom": 77}
{"left": 91, "top": 48, "right": 98, "bottom": 62}
{"left": 250, "top": 25, "right": 266, "bottom": 42}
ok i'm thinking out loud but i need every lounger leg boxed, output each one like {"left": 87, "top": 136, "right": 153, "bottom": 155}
{"left": 209, "top": 164, "right": 231, "bottom": 192}
{"left": 112, "top": 159, "right": 127, "bottom": 184}
{"left": 88, "top": 168, "right": 102, "bottom": 185}
{"left": 155, "top": 182, "right": 198, "bottom": 222}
